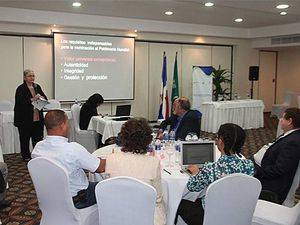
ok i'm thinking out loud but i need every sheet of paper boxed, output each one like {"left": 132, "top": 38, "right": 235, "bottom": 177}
{"left": 32, "top": 98, "right": 49, "bottom": 110}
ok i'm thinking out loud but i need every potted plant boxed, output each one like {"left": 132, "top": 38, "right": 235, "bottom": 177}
{"left": 212, "top": 65, "right": 231, "bottom": 101}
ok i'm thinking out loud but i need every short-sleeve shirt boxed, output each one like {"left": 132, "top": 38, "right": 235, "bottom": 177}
{"left": 32, "top": 136, "right": 100, "bottom": 197}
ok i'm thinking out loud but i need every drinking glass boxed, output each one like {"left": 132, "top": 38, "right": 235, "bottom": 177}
{"left": 165, "top": 143, "right": 175, "bottom": 167}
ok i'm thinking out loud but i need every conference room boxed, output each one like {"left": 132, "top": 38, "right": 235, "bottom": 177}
{"left": 0, "top": 1, "right": 300, "bottom": 225}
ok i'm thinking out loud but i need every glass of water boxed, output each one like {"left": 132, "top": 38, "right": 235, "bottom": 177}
{"left": 165, "top": 143, "right": 175, "bottom": 168}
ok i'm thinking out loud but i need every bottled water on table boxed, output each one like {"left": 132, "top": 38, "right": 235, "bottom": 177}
{"left": 169, "top": 130, "right": 176, "bottom": 142}
{"left": 155, "top": 139, "right": 162, "bottom": 151}
{"left": 147, "top": 142, "right": 155, "bottom": 153}
{"left": 163, "top": 130, "right": 169, "bottom": 142}
{"left": 175, "top": 140, "right": 182, "bottom": 163}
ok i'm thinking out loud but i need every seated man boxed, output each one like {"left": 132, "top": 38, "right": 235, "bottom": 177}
{"left": 254, "top": 107, "right": 300, "bottom": 204}
{"left": 157, "top": 97, "right": 201, "bottom": 140}
{"left": 0, "top": 162, "right": 9, "bottom": 209}
{"left": 32, "top": 109, "right": 106, "bottom": 209}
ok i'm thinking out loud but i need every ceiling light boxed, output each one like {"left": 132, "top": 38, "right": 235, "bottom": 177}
{"left": 204, "top": 2, "right": 214, "bottom": 7}
{"left": 234, "top": 18, "right": 243, "bottom": 23}
{"left": 53, "top": 24, "right": 56, "bottom": 27}
{"left": 164, "top": 11, "right": 174, "bottom": 16}
{"left": 280, "top": 11, "right": 287, "bottom": 15}
{"left": 72, "top": 2, "right": 82, "bottom": 7}
{"left": 276, "top": 4, "right": 289, "bottom": 9}
{"left": 134, "top": 29, "right": 138, "bottom": 33}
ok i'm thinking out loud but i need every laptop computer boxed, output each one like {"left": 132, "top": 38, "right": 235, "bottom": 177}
{"left": 111, "top": 105, "right": 131, "bottom": 121}
{"left": 115, "top": 105, "right": 131, "bottom": 116}
{"left": 180, "top": 141, "right": 215, "bottom": 171}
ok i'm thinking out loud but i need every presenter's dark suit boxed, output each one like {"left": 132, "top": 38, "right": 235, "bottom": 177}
{"left": 254, "top": 129, "right": 300, "bottom": 204}
{"left": 159, "top": 110, "right": 201, "bottom": 140}
{"left": 14, "top": 82, "right": 47, "bottom": 160}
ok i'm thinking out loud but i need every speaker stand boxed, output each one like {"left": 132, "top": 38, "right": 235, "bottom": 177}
{"left": 250, "top": 80, "right": 254, "bottom": 99}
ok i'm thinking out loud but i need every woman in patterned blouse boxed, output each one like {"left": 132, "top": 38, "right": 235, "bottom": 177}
{"left": 175, "top": 123, "right": 254, "bottom": 225}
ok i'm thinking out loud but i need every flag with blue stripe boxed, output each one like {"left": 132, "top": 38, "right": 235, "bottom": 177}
{"left": 158, "top": 52, "right": 169, "bottom": 120}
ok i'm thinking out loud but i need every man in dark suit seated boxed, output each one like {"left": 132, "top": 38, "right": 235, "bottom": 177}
{"left": 157, "top": 97, "right": 201, "bottom": 140}
{"left": 254, "top": 107, "right": 300, "bottom": 204}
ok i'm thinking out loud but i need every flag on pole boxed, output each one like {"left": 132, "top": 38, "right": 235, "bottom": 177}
{"left": 171, "top": 52, "right": 179, "bottom": 103}
{"left": 158, "top": 52, "right": 169, "bottom": 120}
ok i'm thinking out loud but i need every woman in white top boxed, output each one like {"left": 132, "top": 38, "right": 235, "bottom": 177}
{"left": 105, "top": 118, "right": 166, "bottom": 225}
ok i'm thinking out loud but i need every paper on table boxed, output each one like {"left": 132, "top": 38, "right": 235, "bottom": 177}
{"left": 32, "top": 97, "right": 49, "bottom": 110}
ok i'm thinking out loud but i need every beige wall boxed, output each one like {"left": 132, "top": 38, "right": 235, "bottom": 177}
{"left": 276, "top": 48, "right": 300, "bottom": 106}
{"left": 0, "top": 23, "right": 261, "bottom": 120}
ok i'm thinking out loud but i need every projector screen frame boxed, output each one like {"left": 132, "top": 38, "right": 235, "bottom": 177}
{"left": 53, "top": 32, "right": 135, "bottom": 102}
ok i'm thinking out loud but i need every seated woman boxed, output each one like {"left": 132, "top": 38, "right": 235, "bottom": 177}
{"left": 105, "top": 118, "right": 166, "bottom": 225}
{"left": 79, "top": 93, "right": 104, "bottom": 130}
{"left": 176, "top": 123, "right": 254, "bottom": 225}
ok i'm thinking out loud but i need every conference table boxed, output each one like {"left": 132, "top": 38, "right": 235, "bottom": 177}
{"left": 87, "top": 116, "right": 128, "bottom": 143}
{"left": 201, "top": 99, "right": 265, "bottom": 133}
{"left": 0, "top": 110, "right": 74, "bottom": 154}
{"left": 91, "top": 144, "right": 221, "bottom": 225}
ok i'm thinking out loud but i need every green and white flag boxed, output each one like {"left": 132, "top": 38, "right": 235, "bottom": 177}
{"left": 171, "top": 52, "right": 179, "bottom": 103}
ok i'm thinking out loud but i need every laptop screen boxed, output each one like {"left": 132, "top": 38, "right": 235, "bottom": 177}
{"left": 181, "top": 141, "right": 214, "bottom": 167}
{"left": 115, "top": 105, "right": 131, "bottom": 116}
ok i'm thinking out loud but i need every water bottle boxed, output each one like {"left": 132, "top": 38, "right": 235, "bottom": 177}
{"left": 154, "top": 139, "right": 162, "bottom": 159}
{"left": 155, "top": 139, "right": 161, "bottom": 151}
{"left": 169, "top": 130, "right": 176, "bottom": 142}
{"left": 175, "top": 140, "right": 182, "bottom": 163}
{"left": 147, "top": 142, "right": 155, "bottom": 153}
{"left": 163, "top": 130, "right": 169, "bottom": 142}
{"left": 147, "top": 142, "right": 155, "bottom": 156}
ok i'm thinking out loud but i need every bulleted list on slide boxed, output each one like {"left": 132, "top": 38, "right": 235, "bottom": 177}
{"left": 56, "top": 37, "right": 130, "bottom": 81}
{"left": 54, "top": 33, "right": 134, "bottom": 101}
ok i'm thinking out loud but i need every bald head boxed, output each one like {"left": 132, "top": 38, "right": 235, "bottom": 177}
{"left": 45, "top": 110, "right": 69, "bottom": 137}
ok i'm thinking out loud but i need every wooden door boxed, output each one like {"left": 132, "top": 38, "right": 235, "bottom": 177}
{"left": 258, "top": 51, "right": 277, "bottom": 112}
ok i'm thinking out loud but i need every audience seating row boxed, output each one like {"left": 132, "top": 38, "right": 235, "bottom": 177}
{"left": 28, "top": 157, "right": 300, "bottom": 225}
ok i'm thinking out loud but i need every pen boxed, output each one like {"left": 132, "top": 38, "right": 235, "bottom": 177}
{"left": 163, "top": 169, "right": 171, "bottom": 175}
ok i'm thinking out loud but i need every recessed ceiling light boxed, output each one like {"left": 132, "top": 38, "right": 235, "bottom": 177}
{"left": 72, "top": 2, "right": 82, "bottom": 7}
{"left": 280, "top": 11, "right": 287, "bottom": 15}
{"left": 234, "top": 18, "right": 243, "bottom": 23}
{"left": 204, "top": 2, "right": 214, "bottom": 7}
{"left": 164, "top": 11, "right": 174, "bottom": 16}
{"left": 134, "top": 29, "right": 138, "bottom": 33}
{"left": 276, "top": 4, "right": 289, "bottom": 9}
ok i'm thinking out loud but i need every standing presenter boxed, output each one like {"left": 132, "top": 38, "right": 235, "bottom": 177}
{"left": 14, "top": 69, "right": 47, "bottom": 161}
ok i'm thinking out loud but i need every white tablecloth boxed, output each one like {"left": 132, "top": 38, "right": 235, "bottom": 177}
{"left": 201, "top": 99, "right": 265, "bottom": 133}
{"left": 0, "top": 144, "right": 4, "bottom": 162}
{"left": 87, "top": 116, "right": 126, "bottom": 143}
{"left": 0, "top": 110, "right": 74, "bottom": 154}
{"left": 91, "top": 144, "right": 221, "bottom": 225}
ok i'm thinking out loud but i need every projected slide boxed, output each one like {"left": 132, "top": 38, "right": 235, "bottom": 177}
{"left": 54, "top": 33, "right": 134, "bottom": 101}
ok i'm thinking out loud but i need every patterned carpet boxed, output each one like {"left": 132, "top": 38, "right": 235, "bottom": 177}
{"left": 0, "top": 114, "right": 298, "bottom": 224}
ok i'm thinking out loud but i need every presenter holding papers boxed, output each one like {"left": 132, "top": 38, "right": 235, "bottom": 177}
{"left": 14, "top": 69, "right": 48, "bottom": 161}
{"left": 31, "top": 95, "right": 50, "bottom": 111}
